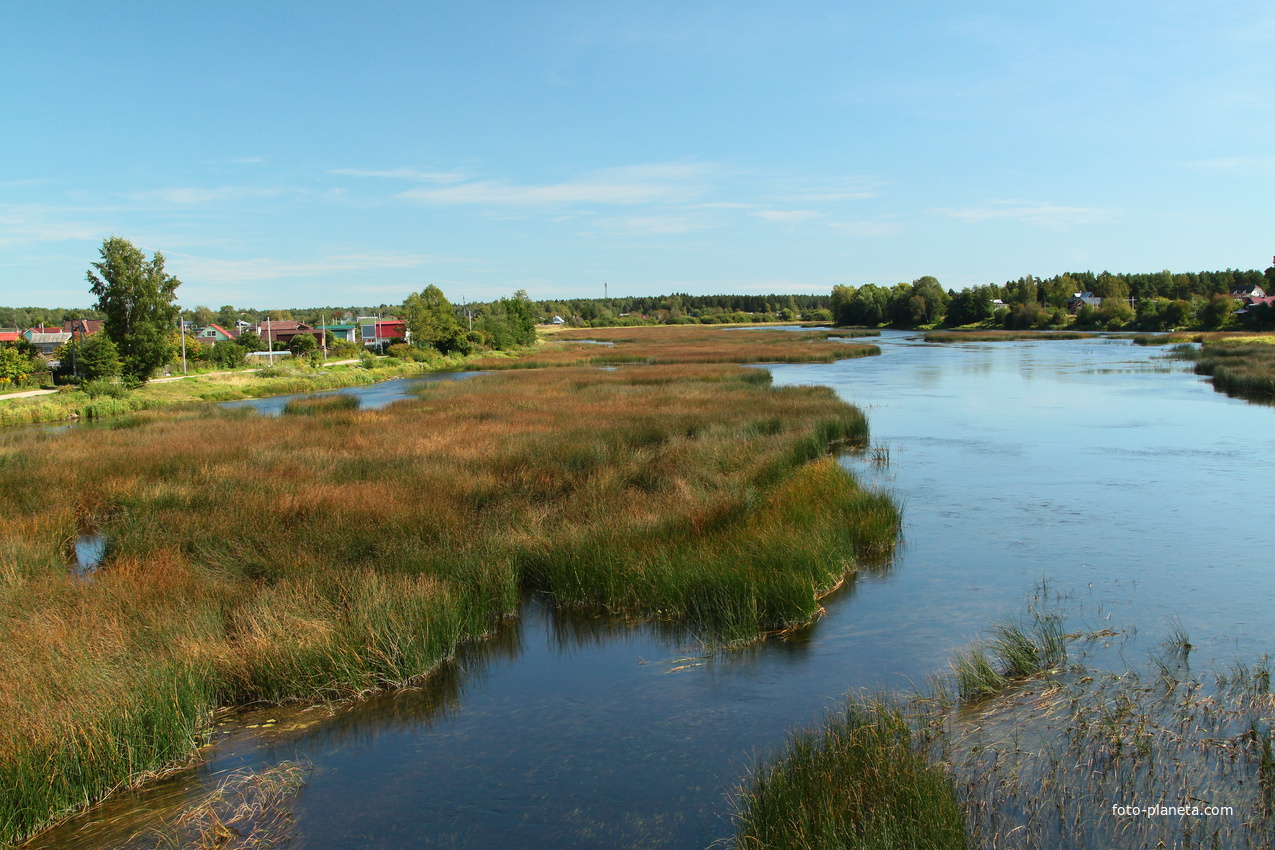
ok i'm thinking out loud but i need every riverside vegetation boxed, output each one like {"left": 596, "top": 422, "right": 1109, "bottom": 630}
{"left": 733, "top": 597, "right": 1275, "bottom": 849}
{"left": 0, "top": 328, "right": 896, "bottom": 846}
{"left": 1175, "top": 337, "right": 1275, "bottom": 401}
{"left": 0, "top": 353, "right": 498, "bottom": 430}
{"left": 474, "top": 324, "right": 879, "bottom": 370}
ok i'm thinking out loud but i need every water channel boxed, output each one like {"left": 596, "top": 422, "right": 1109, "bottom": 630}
{"left": 28, "top": 333, "right": 1275, "bottom": 848}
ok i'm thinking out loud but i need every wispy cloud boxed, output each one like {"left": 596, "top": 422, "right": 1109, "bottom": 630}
{"left": 330, "top": 168, "right": 468, "bottom": 183}
{"left": 400, "top": 162, "right": 713, "bottom": 207}
{"left": 937, "top": 201, "right": 1109, "bottom": 230}
{"left": 128, "top": 186, "right": 284, "bottom": 204}
{"left": 0, "top": 207, "right": 106, "bottom": 245}
{"left": 756, "top": 209, "right": 821, "bottom": 223}
{"left": 829, "top": 220, "right": 901, "bottom": 237}
{"left": 167, "top": 251, "right": 431, "bottom": 282}
{"left": 593, "top": 215, "right": 708, "bottom": 235}
{"left": 780, "top": 177, "right": 881, "bottom": 203}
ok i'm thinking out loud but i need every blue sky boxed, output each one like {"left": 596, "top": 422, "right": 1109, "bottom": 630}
{"left": 2, "top": 1, "right": 1272, "bottom": 309}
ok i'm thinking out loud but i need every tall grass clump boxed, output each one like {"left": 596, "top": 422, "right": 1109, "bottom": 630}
{"left": 734, "top": 695, "right": 967, "bottom": 850}
{"left": 281, "top": 393, "right": 360, "bottom": 416}
{"left": 0, "top": 353, "right": 895, "bottom": 844}
{"left": 1180, "top": 340, "right": 1275, "bottom": 400}
{"left": 736, "top": 607, "right": 1275, "bottom": 849}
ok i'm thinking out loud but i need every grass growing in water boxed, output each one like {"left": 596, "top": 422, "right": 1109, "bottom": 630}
{"left": 281, "top": 393, "right": 361, "bottom": 415}
{"left": 923, "top": 331, "right": 1095, "bottom": 343}
{"left": 734, "top": 607, "right": 1275, "bottom": 849}
{"left": 0, "top": 359, "right": 896, "bottom": 846}
{"left": 734, "top": 695, "right": 968, "bottom": 850}
{"left": 149, "top": 761, "right": 310, "bottom": 850}
{"left": 1177, "top": 339, "right": 1275, "bottom": 400}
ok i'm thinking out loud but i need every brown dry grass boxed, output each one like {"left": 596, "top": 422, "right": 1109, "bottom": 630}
{"left": 475, "top": 324, "right": 878, "bottom": 369}
{"left": 0, "top": 359, "right": 895, "bottom": 845}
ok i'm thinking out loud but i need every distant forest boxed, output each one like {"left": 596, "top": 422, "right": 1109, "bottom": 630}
{"left": 3, "top": 267, "right": 1272, "bottom": 331}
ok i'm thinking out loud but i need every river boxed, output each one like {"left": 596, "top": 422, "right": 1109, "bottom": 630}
{"left": 28, "top": 332, "right": 1275, "bottom": 848}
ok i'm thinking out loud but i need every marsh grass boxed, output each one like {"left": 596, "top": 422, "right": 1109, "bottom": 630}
{"left": 473, "top": 325, "right": 879, "bottom": 370}
{"left": 736, "top": 609, "right": 1275, "bottom": 850}
{"left": 0, "top": 358, "right": 896, "bottom": 845}
{"left": 1178, "top": 340, "right": 1275, "bottom": 400}
{"left": 733, "top": 695, "right": 968, "bottom": 850}
{"left": 924, "top": 331, "right": 1095, "bottom": 343}
{"left": 281, "top": 394, "right": 360, "bottom": 415}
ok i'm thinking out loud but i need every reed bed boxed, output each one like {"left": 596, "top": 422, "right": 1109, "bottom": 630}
{"left": 734, "top": 610, "right": 1275, "bottom": 849}
{"left": 0, "top": 360, "right": 896, "bottom": 845}
{"left": 923, "top": 331, "right": 1095, "bottom": 343}
{"left": 472, "top": 325, "right": 879, "bottom": 370}
{"left": 734, "top": 616, "right": 1063, "bottom": 849}
{"left": 1180, "top": 341, "right": 1275, "bottom": 400}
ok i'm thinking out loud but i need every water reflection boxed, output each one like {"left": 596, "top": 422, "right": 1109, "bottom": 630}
{"left": 72, "top": 533, "right": 106, "bottom": 577}
{"left": 218, "top": 372, "right": 483, "bottom": 417}
{"left": 27, "top": 333, "right": 1275, "bottom": 849}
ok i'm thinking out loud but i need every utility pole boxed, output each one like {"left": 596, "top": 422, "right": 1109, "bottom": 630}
{"left": 179, "top": 315, "right": 187, "bottom": 375}
{"left": 604, "top": 281, "right": 608, "bottom": 300}
{"left": 321, "top": 313, "right": 328, "bottom": 360}
{"left": 266, "top": 316, "right": 274, "bottom": 366}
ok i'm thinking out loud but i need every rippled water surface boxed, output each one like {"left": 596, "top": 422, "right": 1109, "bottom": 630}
{"left": 32, "top": 333, "right": 1275, "bottom": 849}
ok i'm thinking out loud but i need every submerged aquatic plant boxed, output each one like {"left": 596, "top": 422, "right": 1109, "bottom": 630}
{"left": 735, "top": 610, "right": 1275, "bottom": 849}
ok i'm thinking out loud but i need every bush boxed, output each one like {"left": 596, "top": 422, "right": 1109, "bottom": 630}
{"left": 210, "top": 340, "right": 247, "bottom": 369}
{"left": 288, "top": 334, "right": 319, "bottom": 357}
{"left": 80, "top": 379, "right": 130, "bottom": 399}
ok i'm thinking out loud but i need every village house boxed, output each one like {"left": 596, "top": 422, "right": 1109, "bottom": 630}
{"left": 358, "top": 317, "right": 407, "bottom": 349}
{"left": 1067, "top": 292, "right": 1103, "bottom": 312}
{"left": 22, "top": 327, "right": 72, "bottom": 356}
{"left": 63, "top": 319, "right": 103, "bottom": 338}
{"left": 325, "top": 323, "right": 358, "bottom": 343}
{"left": 192, "top": 324, "right": 237, "bottom": 343}
{"left": 254, "top": 320, "right": 324, "bottom": 347}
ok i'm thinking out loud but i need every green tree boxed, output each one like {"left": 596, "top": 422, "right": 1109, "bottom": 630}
{"left": 1198, "top": 294, "right": 1238, "bottom": 330}
{"left": 210, "top": 339, "right": 247, "bottom": 369}
{"left": 87, "top": 237, "right": 181, "bottom": 382}
{"left": 0, "top": 347, "right": 31, "bottom": 387}
{"left": 946, "top": 285, "right": 995, "bottom": 326}
{"left": 57, "top": 334, "right": 121, "bottom": 382}
{"left": 216, "top": 305, "right": 239, "bottom": 329}
{"left": 403, "top": 285, "right": 465, "bottom": 353}
{"left": 288, "top": 333, "right": 319, "bottom": 357}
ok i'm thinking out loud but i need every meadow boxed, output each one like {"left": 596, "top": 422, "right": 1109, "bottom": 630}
{"left": 473, "top": 324, "right": 880, "bottom": 369}
{"left": 0, "top": 339, "right": 897, "bottom": 845}
{"left": 0, "top": 359, "right": 440, "bottom": 430}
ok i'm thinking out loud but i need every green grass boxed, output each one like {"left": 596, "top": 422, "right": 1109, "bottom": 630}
{"left": 1179, "top": 341, "right": 1275, "bottom": 400}
{"left": 734, "top": 695, "right": 968, "bottom": 850}
{"left": 735, "top": 605, "right": 1275, "bottom": 850}
{"left": 924, "top": 331, "right": 1095, "bottom": 343}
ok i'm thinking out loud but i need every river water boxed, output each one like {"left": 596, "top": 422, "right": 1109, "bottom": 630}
{"left": 29, "top": 333, "right": 1275, "bottom": 849}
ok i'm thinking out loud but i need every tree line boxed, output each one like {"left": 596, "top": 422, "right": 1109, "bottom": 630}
{"left": 832, "top": 266, "right": 1275, "bottom": 331}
